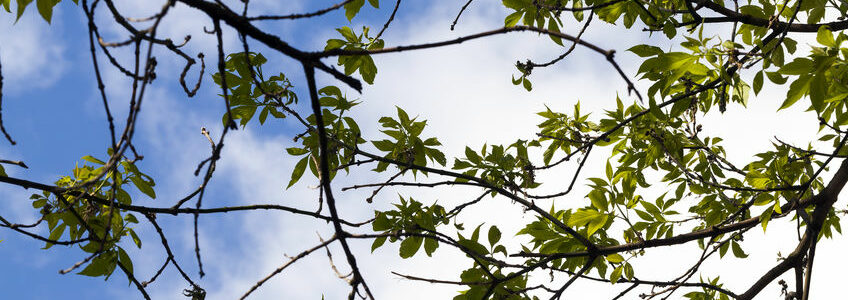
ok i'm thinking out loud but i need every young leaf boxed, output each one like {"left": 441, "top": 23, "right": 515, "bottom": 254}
{"left": 817, "top": 26, "right": 835, "bottom": 47}
{"left": 35, "top": 0, "right": 58, "bottom": 23}
{"left": 343, "top": 0, "right": 366, "bottom": 21}
{"left": 130, "top": 176, "right": 156, "bottom": 199}
{"left": 423, "top": 238, "right": 438, "bottom": 256}
{"left": 16, "top": 0, "right": 33, "bottom": 22}
{"left": 487, "top": 226, "right": 501, "bottom": 246}
{"left": 731, "top": 242, "right": 748, "bottom": 258}
{"left": 371, "top": 236, "right": 387, "bottom": 252}
{"left": 505, "top": 11, "right": 522, "bottom": 27}
{"left": 752, "top": 71, "right": 763, "bottom": 95}
{"left": 287, "top": 156, "right": 309, "bottom": 189}
{"left": 606, "top": 253, "right": 625, "bottom": 263}
{"left": 399, "top": 236, "right": 423, "bottom": 258}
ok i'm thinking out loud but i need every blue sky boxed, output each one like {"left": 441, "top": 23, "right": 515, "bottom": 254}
{"left": 1, "top": 0, "right": 847, "bottom": 299}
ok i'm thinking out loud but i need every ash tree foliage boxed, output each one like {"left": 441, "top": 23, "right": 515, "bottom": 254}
{"left": 3, "top": 0, "right": 848, "bottom": 299}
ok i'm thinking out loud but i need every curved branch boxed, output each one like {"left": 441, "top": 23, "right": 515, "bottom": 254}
{"left": 177, "top": 0, "right": 363, "bottom": 91}
{"left": 312, "top": 25, "right": 641, "bottom": 100}
{"left": 692, "top": 0, "right": 848, "bottom": 32}
{"left": 247, "top": 0, "right": 355, "bottom": 21}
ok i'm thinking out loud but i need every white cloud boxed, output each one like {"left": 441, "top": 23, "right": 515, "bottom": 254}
{"left": 0, "top": 6, "right": 67, "bottom": 94}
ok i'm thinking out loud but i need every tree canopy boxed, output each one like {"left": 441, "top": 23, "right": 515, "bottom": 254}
{"left": 1, "top": 0, "right": 847, "bottom": 299}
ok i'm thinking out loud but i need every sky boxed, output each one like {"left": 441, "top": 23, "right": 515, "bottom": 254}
{"left": 0, "top": 0, "right": 846, "bottom": 299}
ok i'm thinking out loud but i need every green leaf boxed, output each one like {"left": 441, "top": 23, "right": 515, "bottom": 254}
{"left": 465, "top": 147, "right": 481, "bottom": 164}
{"left": 567, "top": 209, "right": 608, "bottom": 236}
{"left": 32, "top": 198, "right": 47, "bottom": 209}
{"left": 371, "top": 236, "right": 387, "bottom": 252}
{"left": 117, "top": 247, "right": 133, "bottom": 283}
{"left": 778, "top": 59, "right": 812, "bottom": 75}
{"left": 325, "top": 39, "right": 346, "bottom": 50}
{"left": 771, "top": 44, "right": 785, "bottom": 66}
{"left": 568, "top": 209, "right": 599, "bottom": 227}
{"left": 610, "top": 266, "right": 623, "bottom": 284}
{"left": 504, "top": 11, "right": 522, "bottom": 27}
{"left": 670, "top": 97, "right": 691, "bottom": 117}
{"left": 16, "top": 0, "right": 33, "bottom": 22}
{"left": 337, "top": 26, "right": 358, "bottom": 42}
{"left": 35, "top": 0, "right": 57, "bottom": 23}
{"left": 817, "top": 26, "right": 835, "bottom": 47}
{"left": 125, "top": 213, "right": 139, "bottom": 224}
{"left": 372, "top": 140, "right": 395, "bottom": 152}
{"left": 662, "top": 22, "right": 677, "bottom": 39}
{"left": 372, "top": 212, "right": 392, "bottom": 231}
{"left": 396, "top": 106, "right": 411, "bottom": 125}
{"left": 399, "top": 236, "right": 423, "bottom": 258}
{"left": 765, "top": 71, "right": 787, "bottom": 84}
{"left": 457, "top": 237, "right": 489, "bottom": 255}
{"left": 129, "top": 230, "right": 142, "bottom": 248}
{"left": 428, "top": 148, "right": 447, "bottom": 166}
{"left": 78, "top": 252, "right": 118, "bottom": 278}
{"left": 81, "top": 155, "right": 105, "bottom": 165}
{"left": 130, "top": 176, "right": 156, "bottom": 199}
{"left": 760, "top": 205, "right": 774, "bottom": 232}
{"left": 809, "top": 74, "right": 827, "bottom": 112}
{"left": 778, "top": 75, "right": 811, "bottom": 110}
{"left": 606, "top": 253, "right": 625, "bottom": 263}
{"left": 423, "top": 237, "right": 438, "bottom": 256}
{"left": 343, "top": 0, "right": 365, "bottom": 21}
{"left": 487, "top": 226, "right": 501, "bottom": 246}
{"left": 287, "top": 156, "right": 309, "bottom": 189}
{"left": 286, "top": 147, "right": 309, "bottom": 156}
{"left": 471, "top": 224, "right": 482, "bottom": 242}
{"left": 359, "top": 55, "right": 377, "bottom": 84}
{"left": 547, "top": 19, "right": 563, "bottom": 46}
{"left": 731, "top": 242, "right": 748, "bottom": 258}
{"left": 588, "top": 190, "right": 607, "bottom": 210}
{"left": 623, "top": 263, "right": 634, "bottom": 279}
{"left": 44, "top": 223, "right": 66, "bottom": 249}
{"left": 587, "top": 214, "right": 609, "bottom": 236}
{"left": 752, "top": 72, "right": 763, "bottom": 95}
{"left": 628, "top": 45, "right": 663, "bottom": 57}
{"left": 78, "top": 257, "right": 108, "bottom": 277}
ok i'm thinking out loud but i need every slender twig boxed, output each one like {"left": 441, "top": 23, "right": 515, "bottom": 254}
{"left": 0, "top": 47, "right": 15, "bottom": 145}
{"left": 247, "top": 0, "right": 355, "bottom": 21}
{"left": 527, "top": 145, "right": 592, "bottom": 199}
{"left": 240, "top": 235, "right": 338, "bottom": 299}
{"left": 549, "top": 256, "right": 596, "bottom": 299}
{"left": 0, "top": 159, "right": 27, "bottom": 168}
{"left": 118, "top": 260, "right": 152, "bottom": 300}
{"left": 450, "top": 0, "right": 474, "bottom": 30}
{"left": 373, "top": 0, "right": 401, "bottom": 41}
{"left": 527, "top": 12, "right": 594, "bottom": 69}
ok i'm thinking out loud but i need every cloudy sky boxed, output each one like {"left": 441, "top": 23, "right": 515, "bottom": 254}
{"left": 0, "top": 0, "right": 845, "bottom": 299}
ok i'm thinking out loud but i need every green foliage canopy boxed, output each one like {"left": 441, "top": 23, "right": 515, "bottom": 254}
{"left": 3, "top": 0, "right": 848, "bottom": 299}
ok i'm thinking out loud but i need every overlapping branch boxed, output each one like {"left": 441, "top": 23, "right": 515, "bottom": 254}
{"left": 2, "top": 0, "right": 848, "bottom": 299}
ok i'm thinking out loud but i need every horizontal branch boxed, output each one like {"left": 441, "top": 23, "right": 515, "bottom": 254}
{"left": 693, "top": 0, "right": 848, "bottom": 32}
{"left": 313, "top": 25, "right": 611, "bottom": 58}
{"left": 514, "top": 193, "right": 814, "bottom": 259}
{"left": 247, "top": 0, "right": 354, "bottom": 21}
{"left": 0, "top": 175, "right": 369, "bottom": 227}
{"left": 346, "top": 148, "right": 598, "bottom": 251}
{"left": 518, "top": 155, "right": 848, "bottom": 261}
